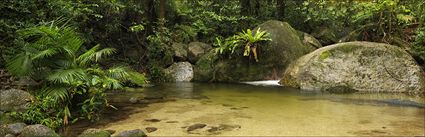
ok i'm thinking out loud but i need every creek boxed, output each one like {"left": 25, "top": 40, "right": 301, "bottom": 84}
{"left": 60, "top": 82, "right": 425, "bottom": 136}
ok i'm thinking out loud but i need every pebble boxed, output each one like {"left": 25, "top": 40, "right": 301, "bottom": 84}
{"left": 145, "top": 127, "right": 157, "bottom": 133}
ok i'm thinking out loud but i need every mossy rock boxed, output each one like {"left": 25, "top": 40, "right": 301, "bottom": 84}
{"left": 194, "top": 20, "right": 318, "bottom": 82}
{"left": 113, "top": 129, "right": 147, "bottom": 137}
{"left": 78, "top": 128, "right": 111, "bottom": 137}
{"left": 193, "top": 51, "right": 218, "bottom": 82}
{"left": 19, "top": 124, "right": 60, "bottom": 137}
{"left": 280, "top": 41, "right": 425, "bottom": 93}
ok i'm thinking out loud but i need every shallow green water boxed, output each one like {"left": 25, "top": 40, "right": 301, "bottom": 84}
{"left": 60, "top": 83, "right": 425, "bottom": 136}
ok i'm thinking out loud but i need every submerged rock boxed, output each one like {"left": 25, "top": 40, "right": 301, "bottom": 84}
{"left": 18, "top": 124, "right": 59, "bottom": 137}
{"left": 0, "top": 89, "right": 34, "bottom": 112}
{"left": 164, "top": 62, "right": 194, "bottom": 82}
{"left": 114, "top": 129, "right": 147, "bottom": 137}
{"left": 145, "top": 127, "right": 157, "bottom": 133}
{"left": 187, "top": 123, "right": 207, "bottom": 132}
{"left": 78, "top": 128, "right": 111, "bottom": 137}
{"left": 280, "top": 41, "right": 425, "bottom": 93}
{"left": 194, "top": 20, "right": 319, "bottom": 82}
{"left": 144, "top": 119, "right": 161, "bottom": 122}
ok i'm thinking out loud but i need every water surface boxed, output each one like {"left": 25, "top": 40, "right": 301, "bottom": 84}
{"left": 61, "top": 83, "right": 425, "bottom": 136}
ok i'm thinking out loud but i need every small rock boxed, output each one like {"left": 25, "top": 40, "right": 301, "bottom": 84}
{"left": 114, "top": 129, "right": 146, "bottom": 137}
{"left": 129, "top": 97, "right": 138, "bottom": 104}
{"left": 218, "top": 124, "right": 241, "bottom": 130}
{"left": 19, "top": 124, "right": 59, "bottom": 137}
{"left": 78, "top": 128, "right": 111, "bottom": 137}
{"left": 207, "top": 124, "right": 241, "bottom": 134}
{"left": 5, "top": 134, "right": 15, "bottom": 137}
{"left": 0, "top": 125, "right": 13, "bottom": 137}
{"left": 0, "top": 89, "right": 35, "bottom": 112}
{"left": 207, "top": 127, "right": 219, "bottom": 133}
{"left": 187, "top": 123, "right": 207, "bottom": 132}
{"left": 138, "top": 100, "right": 149, "bottom": 104}
{"left": 7, "top": 123, "right": 26, "bottom": 135}
{"left": 145, "top": 127, "right": 157, "bottom": 133}
{"left": 163, "top": 62, "right": 194, "bottom": 82}
{"left": 144, "top": 119, "right": 161, "bottom": 122}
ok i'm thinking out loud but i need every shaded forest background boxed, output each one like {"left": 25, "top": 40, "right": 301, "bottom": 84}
{"left": 1, "top": 0, "right": 424, "bottom": 80}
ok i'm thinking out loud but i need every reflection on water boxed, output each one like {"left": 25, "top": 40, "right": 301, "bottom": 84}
{"left": 60, "top": 82, "right": 425, "bottom": 136}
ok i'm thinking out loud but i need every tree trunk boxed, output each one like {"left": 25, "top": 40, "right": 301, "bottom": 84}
{"left": 240, "top": 0, "right": 251, "bottom": 16}
{"left": 253, "top": 0, "right": 260, "bottom": 16}
{"left": 144, "top": 0, "right": 156, "bottom": 34}
{"left": 276, "top": 0, "right": 285, "bottom": 19}
{"left": 159, "top": 0, "right": 166, "bottom": 20}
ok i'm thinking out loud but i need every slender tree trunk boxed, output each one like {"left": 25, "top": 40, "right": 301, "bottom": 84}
{"left": 159, "top": 0, "right": 166, "bottom": 20}
{"left": 144, "top": 0, "right": 156, "bottom": 34}
{"left": 253, "top": 0, "right": 260, "bottom": 16}
{"left": 276, "top": 0, "right": 285, "bottom": 19}
{"left": 240, "top": 0, "right": 251, "bottom": 16}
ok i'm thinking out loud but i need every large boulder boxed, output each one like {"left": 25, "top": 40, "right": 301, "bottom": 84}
{"left": 280, "top": 41, "right": 425, "bottom": 93}
{"left": 0, "top": 89, "right": 34, "bottom": 112}
{"left": 164, "top": 62, "right": 193, "bottom": 82}
{"left": 188, "top": 42, "right": 212, "bottom": 63}
{"left": 18, "top": 124, "right": 59, "bottom": 137}
{"left": 171, "top": 43, "right": 188, "bottom": 61}
{"left": 194, "top": 20, "right": 318, "bottom": 82}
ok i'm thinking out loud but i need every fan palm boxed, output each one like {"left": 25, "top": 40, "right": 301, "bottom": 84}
{"left": 7, "top": 24, "right": 146, "bottom": 127}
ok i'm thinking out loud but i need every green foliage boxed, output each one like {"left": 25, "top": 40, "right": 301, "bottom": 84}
{"left": 7, "top": 24, "right": 146, "bottom": 129}
{"left": 411, "top": 27, "right": 425, "bottom": 68}
{"left": 15, "top": 96, "right": 64, "bottom": 129}
{"left": 175, "top": 0, "right": 253, "bottom": 42}
{"left": 214, "top": 28, "right": 271, "bottom": 62}
{"left": 146, "top": 19, "right": 174, "bottom": 68}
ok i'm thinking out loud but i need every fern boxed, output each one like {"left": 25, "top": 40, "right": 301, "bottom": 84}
{"left": 215, "top": 28, "right": 271, "bottom": 62}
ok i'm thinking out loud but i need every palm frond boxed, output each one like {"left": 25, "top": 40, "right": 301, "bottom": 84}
{"left": 6, "top": 52, "right": 33, "bottom": 76}
{"left": 106, "top": 66, "right": 130, "bottom": 80}
{"left": 127, "top": 71, "right": 147, "bottom": 86}
{"left": 31, "top": 48, "right": 59, "bottom": 60}
{"left": 76, "top": 45, "right": 116, "bottom": 66}
{"left": 40, "top": 85, "right": 70, "bottom": 102}
{"left": 58, "top": 27, "right": 83, "bottom": 57}
{"left": 103, "top": 77, "right": 123, "bottom": 89}
{"left": 17, "top": 26, "right": 60, "bottom": 40}
{"left": 47, "top": 68, "right": 86, "bottom": 84}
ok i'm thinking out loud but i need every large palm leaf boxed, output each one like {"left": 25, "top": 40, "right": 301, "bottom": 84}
{"left": 76, "top": 44, "right": 116, "bottom": 66}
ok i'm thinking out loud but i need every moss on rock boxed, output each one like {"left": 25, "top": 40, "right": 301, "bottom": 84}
{"left": 194, "top": 20, "right": 320, "bottom": 82}
{"left": 280, "top": 41, "right": 425, "bottom": 93}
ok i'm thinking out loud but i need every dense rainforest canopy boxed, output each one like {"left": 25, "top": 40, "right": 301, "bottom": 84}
{"left": 0, "top": 0, "right": 424, "bottom": 131}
